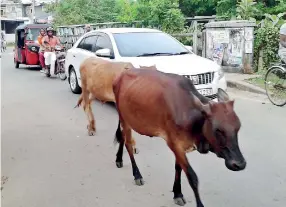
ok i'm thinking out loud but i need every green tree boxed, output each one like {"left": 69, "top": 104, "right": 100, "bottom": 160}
{"left": 216, "top": 0, "right": 237, "bottom": 19}
{"left": 236, "top": 0, "right": 259, "bottom": 20}
{"left": 178, "top": 0, "right": 216, "bottom": 17}
{"left": 45, "top": 0, "right": 119, "bottom": 26}
{"left": 115, "top": 0, "right": 138, "bottom": 22}
{"left": 148, "top": 0, "right": 185, "bottom": 33}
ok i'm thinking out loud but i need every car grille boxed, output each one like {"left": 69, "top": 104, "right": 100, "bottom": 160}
{"left": 183, "top": 72, "right": 214, "bottom": 85}
{"left": 206, "top": 94, "right": 217, "bottom": 100}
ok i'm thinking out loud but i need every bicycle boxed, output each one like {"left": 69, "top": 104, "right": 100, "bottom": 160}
{"left": 265, "top": 60, "right": 286, "bottom": 107}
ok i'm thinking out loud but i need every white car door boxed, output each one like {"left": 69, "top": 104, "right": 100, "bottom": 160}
{"left": 71, "top": 35, "right": 98, "bottom": 77}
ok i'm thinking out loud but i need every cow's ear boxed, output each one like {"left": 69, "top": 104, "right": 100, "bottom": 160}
{"left": 217, "top": 88, "right": 229, "bottom": 102}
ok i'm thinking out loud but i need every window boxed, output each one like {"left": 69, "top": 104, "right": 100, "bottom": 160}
{"left": 95, "top": 34, "right": 113, "bottom": 53}
{"left": 77, "top": 35, "right": 98, "bottom": 52}
{"left": 84, "top": 35, "right": 98, "bottom": 52}
{"left": 26, "top": 28, "right": 41, "bottom": 41}
{"left": 113, "top": 32, "right": 190, "bottom": 57}
{"left": 1, "top": 9, "right": 4, "bottom": 16}
{"left": 77, "top": 38, "right": 86, "bottom": 49}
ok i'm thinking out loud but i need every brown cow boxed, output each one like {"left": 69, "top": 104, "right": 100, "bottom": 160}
{"left": 112, "top": 69, "right": 246, "bottom": 207}
{"left": 75, "top": 57, "right": 156, "bottom": 154}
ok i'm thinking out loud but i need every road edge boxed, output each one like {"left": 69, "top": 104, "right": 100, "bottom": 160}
{"left": 226, "top": 80, "right": 266, "bottom": 95}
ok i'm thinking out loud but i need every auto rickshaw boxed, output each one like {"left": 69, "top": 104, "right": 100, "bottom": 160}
{"left": 14, "top": 24, "right": 51, "bottom": 68}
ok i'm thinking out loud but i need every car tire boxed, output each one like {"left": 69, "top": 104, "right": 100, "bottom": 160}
{"left": 14, "top": 58, "right": 19, "bottom": 68}
{"left": 69, "top": 67, "right": 81, "bottom": 94}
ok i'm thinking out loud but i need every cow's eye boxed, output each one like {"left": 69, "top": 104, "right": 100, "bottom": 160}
{"left": 215, "top": 129, "right": 227, "bottom": 146}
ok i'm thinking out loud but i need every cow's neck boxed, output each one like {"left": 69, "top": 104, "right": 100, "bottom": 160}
{"left": 190, "top": 109, "right": 211, "bottom": 154}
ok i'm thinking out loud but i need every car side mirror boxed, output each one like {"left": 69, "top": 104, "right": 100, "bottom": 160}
{"left": 185, "top": 45, "right": 193, "bottom": 52}
{"left": 95, "top": 48, "right": 112, "bottom": 58}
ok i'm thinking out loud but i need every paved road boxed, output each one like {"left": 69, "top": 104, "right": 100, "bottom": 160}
{"left": 1, "top": 49, "right": 286, "bottom": 207}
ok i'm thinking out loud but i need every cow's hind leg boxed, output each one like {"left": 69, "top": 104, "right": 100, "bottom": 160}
{"left": 82, "top": 90, "right": 96, "bottom": 135}
{"left": 115, "top": 119, "right": 144, "bottom": 185}
{"left": 170, "top": 143, "right": 204, "bottom": 207}
{"left": 115, "top": 120, "right": 124, "bottom": 168}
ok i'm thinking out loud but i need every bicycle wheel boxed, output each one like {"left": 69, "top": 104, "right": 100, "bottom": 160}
{"left": 265, "top": 66, "right": 286, "bottom": 107}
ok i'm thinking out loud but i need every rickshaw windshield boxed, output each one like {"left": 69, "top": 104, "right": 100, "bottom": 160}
{"left": 25, "top": 28, "right": 41, "bottom": 41}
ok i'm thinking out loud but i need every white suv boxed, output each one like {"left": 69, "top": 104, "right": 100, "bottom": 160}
{"left": 65, "top": 28, "right": 227, "bottom": 99}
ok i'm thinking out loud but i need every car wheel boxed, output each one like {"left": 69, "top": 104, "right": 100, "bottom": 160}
{"left": 14, "top": 58, "right": 19, "bottom": 68}
{"left": 69, "top": 67, "right": 81, "bottom": 94}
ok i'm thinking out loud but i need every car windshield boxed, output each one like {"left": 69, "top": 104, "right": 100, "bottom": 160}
{"left": 113, "top": 32, "right": 191, "bottom": 57}
{"left": 25, "top": 28, "right": 41, "bottom": 42}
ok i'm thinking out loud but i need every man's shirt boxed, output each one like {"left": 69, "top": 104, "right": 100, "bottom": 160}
{"left": 43, "top": 35, "right": 60, "bottom": 52}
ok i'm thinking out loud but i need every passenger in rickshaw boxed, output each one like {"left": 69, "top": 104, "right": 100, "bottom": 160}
{"left": 37, "top": 28, "right": 46, "bottom": 72}
{"left": 42, "top": 27, "right": 62, "bottom": 74}
{"left": 17, "top": 31, "right": 26, "bottom": 62}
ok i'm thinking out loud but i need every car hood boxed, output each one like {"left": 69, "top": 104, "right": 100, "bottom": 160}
{"left": 119, "top": 54, "right": 220, "bottom": 75}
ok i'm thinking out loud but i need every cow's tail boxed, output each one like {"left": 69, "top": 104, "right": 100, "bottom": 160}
{"left": 114, "top": 119, "right": 123, "bottom": 145}
{"left": 74, "top": 94, "right": 83, "bottom": 108}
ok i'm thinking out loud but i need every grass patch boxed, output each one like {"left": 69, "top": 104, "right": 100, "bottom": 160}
{"left": 245, "top": 72, "right": 265, "bottom": 90}
{"left": 246, "top": 76, "right": 265, "bottom": 89}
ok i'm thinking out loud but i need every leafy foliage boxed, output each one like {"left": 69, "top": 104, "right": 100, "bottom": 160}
{"left": 115, "top": 0, "right": 138, "bottom": 23}
{"left": 46, "top": 0, "right": 119, "bottom": 26}
{"left": 253, "top": 13, "right": 286, "bottom": 71}
{"left": 236, "top": 0, "right": 259, "bottom": 21}
{"left": 179, "top": 0, "right": 216, "bottom": 17}
{"left": 147, "top": 0, "right": 185, "bottom": 33}
{"left": 216, "top": 0, "right": 237, "bottom": 19}
{"left": 46, "top": 0, "right": 185, "bottom": 34}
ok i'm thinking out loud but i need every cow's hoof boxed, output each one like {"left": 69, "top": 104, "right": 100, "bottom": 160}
{"left": 87, "top": 125, "right": 96, "bottom": 136}
{"left": 135, "top": 178, "right": 144, "bottom": 186}
{"left": 174, "top": 197, "right": 186, "bottom": 206}
{"left": 88, "top": 130, "right": 95, "bottom": 136}
{"left": 116, "top": 161, "right": 123, "bottom": 168}
{"left": 133, "top": 148, "right": 140, "bottom": 154}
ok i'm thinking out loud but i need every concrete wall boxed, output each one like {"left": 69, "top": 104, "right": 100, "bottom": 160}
{"left": 204, "top": 20, "right": 256, "bottom": 74}
{"left": 6, "top": 34, "right": 15, "bottom": 43}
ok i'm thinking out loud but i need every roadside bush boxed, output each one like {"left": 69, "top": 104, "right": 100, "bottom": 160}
{"left": 253, "top": 13, "right": 286, "bottom": 72}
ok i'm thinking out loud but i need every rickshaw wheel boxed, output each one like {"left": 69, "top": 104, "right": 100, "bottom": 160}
{"left": 14, "top": 58, "right": 19, "bottom": 68}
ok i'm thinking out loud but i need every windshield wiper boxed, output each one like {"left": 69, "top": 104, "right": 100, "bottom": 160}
{"left": 172, "top": 51, "right": 191, "bottom": 55}
{"left": 137, "top": 52, "right": 175, "bottom": 57}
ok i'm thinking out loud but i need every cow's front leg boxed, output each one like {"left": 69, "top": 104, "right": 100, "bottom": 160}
{"left": 173, "top": 162, "right": 186, "bottom": 206}
{"left": 82, "top": 92, "right": 96, "bottom": 136}
{"left": 172, "top": 147, "right": 204, "bottom": 207}
{"left": 131, "top": 136, "right": 139, "bottom": 154}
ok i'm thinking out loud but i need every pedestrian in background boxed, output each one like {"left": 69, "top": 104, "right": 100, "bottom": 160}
{"left": 278, "top": 22, "right": 286, "bottom": 63}
{"left": 85, "top": 24, "right": 91, "bottom": 33}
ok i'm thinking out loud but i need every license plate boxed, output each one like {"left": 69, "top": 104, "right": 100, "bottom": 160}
{"left": 198, "top": 88, "right": 212, "bottom": 96}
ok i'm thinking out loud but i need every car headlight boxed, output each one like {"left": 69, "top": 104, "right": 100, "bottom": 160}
{"left": 218, "top": 67, "right": 224, "bottom": 79}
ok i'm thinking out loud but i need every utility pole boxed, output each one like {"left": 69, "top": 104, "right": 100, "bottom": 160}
{"left": 31, "top": 0, "right": 35, "bottom": 23}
